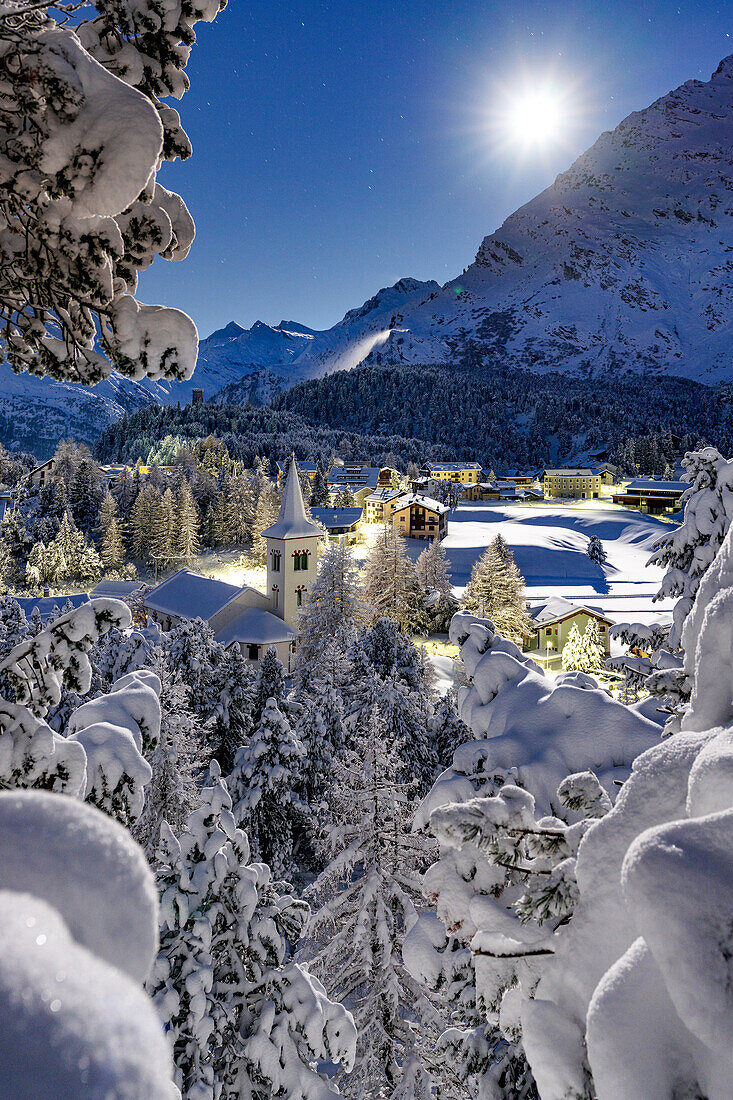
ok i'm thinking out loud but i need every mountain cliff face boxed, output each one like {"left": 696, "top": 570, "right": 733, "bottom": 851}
{"left": 375, "top": 56, "right": 733, "bottom": 379}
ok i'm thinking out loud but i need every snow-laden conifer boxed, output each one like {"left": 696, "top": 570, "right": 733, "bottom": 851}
{"left": 227, "top": 697, "right": 305, "bottom": 878}
{"left": 295, "top": 540, "right": 364, "bottom": 689}
{"left": 462, "top": 534, "right": 532, "bottom": 643}
{"left": 364, "top": 524, "right": 428, "bottom": 633}
{"left": 150, "top": 762, "right": 356, "bottom": 1099}
{"left": 305, "top": 700, "right": 443, "bottom": 1099}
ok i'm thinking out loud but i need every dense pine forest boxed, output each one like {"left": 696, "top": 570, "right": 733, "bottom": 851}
{"left": 276, "top": 359, "right": 733, "bottom": 469}
{"left": 95, "top": 402, "right": 452, "bottom": 470}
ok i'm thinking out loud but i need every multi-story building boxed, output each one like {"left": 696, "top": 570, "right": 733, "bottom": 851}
{"left": 364, "top": 487, "right": 403, "bottom": 524}
{"left": 543, "top": 468, "right": 602, "bottom": 500}
{"left": 328, "top": 465, "right": 400, "bottom": 507}
{"left": 391, "top": 493, "right": 449, "bottom": 541}
{"left": 611, "top": 478, "right": 686, "bottom": 514}
{"left": 421, "top": 461, "right": 482, "bottom": 485}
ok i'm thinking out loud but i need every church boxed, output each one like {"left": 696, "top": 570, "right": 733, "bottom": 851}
{"left": 142, "top": 458, "right": 321, "bottom": 671}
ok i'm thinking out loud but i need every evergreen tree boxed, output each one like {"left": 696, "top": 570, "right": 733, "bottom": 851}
{"left": 130, "top": 484, "right": 161, "bottom": 559}
{"left": 579, "top": 618, "right": 605, "bottom": 674}
{"left": 295, "top": 540, "right": 364, "bottom": 689}
{"left": 415, "top": 536, "right": 452, "bottom": 595}
{"left": 149, "top": 764, "right": 356, "bottom": 1099}
{"left": 311, "top": 466, "right": 331, "bottom": 506}
{"left": 305, "top": 703, "right": 442, "bottom": 1099}
{"left": 101, "top": 517, "right": 127, "bottom": 573}
{"left": 463, "top": 535, "right": 533, "bottom": 643}
{"left": 176, "top": 479, "right": 201, "bottom": 559}
{"left": 153, "top": 486, "right": 178, "bottom": 568}
{"left": 52, "top": 512, "right": 102, "bottom": 586}
{"left": 334, "top": 486, "right": 355, "bottom": 507}
{"left": 209, "top": 646, "right": 256, "bottom": 774}
{"left": 429, "top": 688, "right": 471, "bottom": 767}
{"left": 561, "top": 623, "right": 585, "bottom": 672}
{"left": 98, "top": 489, "right": 119, "bottom": 538}
{"left": 69, "top": 458, "right": 104, "bottom": 534}
{"left": 252, "top": 646, "right": 286, "bottom": 728}
{"left": 364, "top": 525, "right": 428, "bottom": 633}
{"left": 133, "top": 655, "right": 201, "bottom": 857}
{"left": 586, "top": 535, "right": 607, "bottom": 566}
{"left": 295, "top": 682, "right": 346, "bottom": 805}
{"left": 227, "top": 698, "right": 305, "bottom": 878}
{"left": 250, "top": 480, "right": 280, "bottom": 566}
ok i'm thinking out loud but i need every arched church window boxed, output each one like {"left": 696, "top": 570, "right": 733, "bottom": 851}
{"left": 271, "top": 550, "right": 281, "bottom": 572}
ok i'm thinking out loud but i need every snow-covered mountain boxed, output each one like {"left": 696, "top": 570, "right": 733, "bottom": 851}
{"left": 208, "top": 277, "right": 441, "bottom": 405}
{"left": 375, "top": 56, "right": 733, "bottom": 380}
{"left": 5, "top": 55, "right": 733, "bottom": 457}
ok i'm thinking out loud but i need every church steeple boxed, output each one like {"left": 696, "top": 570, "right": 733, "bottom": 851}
{"left": 261, "top": 456, "right": 322, "bottom": 540}
{"left": 262, "top": 456, "right": 322, "bottom": 628}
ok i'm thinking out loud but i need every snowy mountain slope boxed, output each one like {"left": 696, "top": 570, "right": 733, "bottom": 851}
{"left": 0, "top": 278, "right": 439, "bottom": 456}
{"left": 210, "top": 277, "right": 441, "bottom": 404}
{"left": 0, "top": 363, "right": 160, "bottom": 459}
{"left": 374, "top": 56, "right": 733, "bottom": 381}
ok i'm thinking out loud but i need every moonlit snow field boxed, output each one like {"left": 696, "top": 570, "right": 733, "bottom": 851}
{"left": 430, "top": 502, "right": 678, "bottom": 625}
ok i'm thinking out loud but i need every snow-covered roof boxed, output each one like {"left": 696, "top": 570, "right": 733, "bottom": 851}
{"left": 424, "top": 462, "right": 481, "bottom": 471}
{"left": 328, "top": 467, "right": 380, "bottom": 490}
{"left": 261, "top": 457, "right": 323, "bottom": 540}
{"left": 393, "top": 493, "right": 449, "bottom": 515}
{"left": 144, "top": 569, "right": 241, "bottom": 620}
{"left": 366, "top": 488, "right": 402, "bottom": 502}
{"left": 544, "top": 468, "right": 595, "bottom": 477}
{"left": 214, "top": 607, "right": 296, "bottom": 647}
{"left": 15, "top": 593, "right": 90, "bottom": 621}
{"left": 310, "top": 507, "right": 363, "bottom": 529}
{"left": 90, "top": 580, "right": 145, "bottom": 598}
{"left": 622, "top": 479, "right": 687, "bottom": 493}
{"left": 528, "top": 596, "right": 612, "bottom": 627}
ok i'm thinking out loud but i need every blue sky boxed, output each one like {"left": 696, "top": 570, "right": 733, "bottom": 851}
{"left": 139, "top": 1, "right": 733, "bottom": 337}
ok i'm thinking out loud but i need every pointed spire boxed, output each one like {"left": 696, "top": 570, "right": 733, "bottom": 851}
{"left": 261, "top": 456, "right": 322, "bottom": 540}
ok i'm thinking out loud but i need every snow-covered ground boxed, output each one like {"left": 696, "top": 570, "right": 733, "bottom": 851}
{"left": 411, "top": 502, "right": 678, "bottom": 630}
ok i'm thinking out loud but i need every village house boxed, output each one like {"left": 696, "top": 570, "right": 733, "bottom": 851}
{"left": 142, "top": 458, "right": 320, "bottom": 670}
{"left": 543, "top": 468, "right": 602, "bottom": 500}
{"left": 421, "top": 461, "right": 482, "bottom": 485}
{"left": 590, "top": 462, "right": 618, "bottom": 486}
{"left": 391, "top": 493, "right": 449, "bottom": 541}
{"left": 328, "top": 465, "right": 400, "bottom": 506}
{"left": 463, "top": 481, "right": 543, "bottom": 502}
{"left": 611, "top": 478, "right": 686, "bottom": 514}
{"left": 364, "top": 487, "right": 403, "bottom": 523}
{"left": 524, "top": 596, "right": 613, "bottom": 668}
{"left": 310, "top": 506, "right": 363, "bottom": 544}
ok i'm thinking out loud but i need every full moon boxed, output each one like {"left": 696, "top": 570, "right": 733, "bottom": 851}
{"left": 506, "top": 90, "right": 563, "bottom": 147}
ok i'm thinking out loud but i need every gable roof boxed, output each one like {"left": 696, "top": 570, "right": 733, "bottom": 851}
{"left": 15, "top": 593, "right": 90, "bottom": 622}
{"left": 528, "top": 596, "right": 613, "bottom": 627}
{"left": 622, "top": 479, "right": 687, "bottom": 493}
{"left": 261, "top": 457, "right": 322, "bottom": 540}
{"left": 144, "top": 569, "right": 241, "bottom": 620}
{"left": 328, "top": 467, "right": 380, "bottom": 491}
{"left": 90, "top": 580, "right": 146, "bottom": 599}
{"left": 310, "top": 507, "right": 363, "bottom": 529}
{"left": 393, "top": 493, "right": 449, "bottom": 515}
{"left": 544, "top": 468, "right": 595, "bottom": 477}
{"left": 424, "top": 461, "right": 481, "bottom": 472}
{"left": 366, "top": 488, "right": 402, "bottom": 503}
{"left": 214, "top": 607, "right": 296, "bottom": 647}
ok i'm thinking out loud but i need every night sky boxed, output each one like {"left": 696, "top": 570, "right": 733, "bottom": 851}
{"left": 139, "top": 1, "right": 733, "bottom": 337}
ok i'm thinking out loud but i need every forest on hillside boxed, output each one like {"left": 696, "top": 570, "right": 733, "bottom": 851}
{"left": 276, "top": 359, "right": 733, "bottom": 470}
{"left": 95, "top": 402, "right": 453, "bottom": 470}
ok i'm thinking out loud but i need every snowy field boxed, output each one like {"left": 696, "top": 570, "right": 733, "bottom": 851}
{"left": 408, "top": 502, "right": 679, "bottom": 627}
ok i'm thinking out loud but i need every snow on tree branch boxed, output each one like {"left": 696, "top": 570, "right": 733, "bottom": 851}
{"left": 0, "top": 0, "right": 226, "bottom": 383}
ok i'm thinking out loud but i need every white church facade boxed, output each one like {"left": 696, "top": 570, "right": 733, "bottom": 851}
{"left": 142, "top": 458, "right": 321, "bottom": 671}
